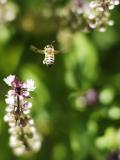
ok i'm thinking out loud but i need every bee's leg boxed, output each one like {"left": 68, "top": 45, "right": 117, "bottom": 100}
{"left": 43, "top": 59, "right": 46, "bottom": 64}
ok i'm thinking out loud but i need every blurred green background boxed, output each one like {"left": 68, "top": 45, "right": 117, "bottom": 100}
{"left": 0, "top": 0, "right": 120, "bottom": 160}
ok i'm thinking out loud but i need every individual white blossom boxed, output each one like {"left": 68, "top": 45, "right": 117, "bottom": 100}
{"left": 26, "top": 79, "right": 36, "bottom": 91}
{"left": 5, "top": 105, "right": 14, "bottom": 112}
{"left": 3, "top": 75, "right": 15, "bottom": 86}
{"left": 5, "top": 96, "right": 15, "bottom": 105}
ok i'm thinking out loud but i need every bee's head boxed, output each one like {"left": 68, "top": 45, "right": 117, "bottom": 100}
{"left": 44, "top": 44, "right": 54, "bottom": 53}
{"left": 44, "top": 41, "right": 55, "bottom": 50}
{"left": 45, "top": 44, "right": 53, "bottom": 49}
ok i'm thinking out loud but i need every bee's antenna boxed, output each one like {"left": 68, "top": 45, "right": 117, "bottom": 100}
{"left": 30, "top": 45, "right": 35, "bottom": 51}
{"left": 51, "top": 40, "right": 55, "bottom": 45}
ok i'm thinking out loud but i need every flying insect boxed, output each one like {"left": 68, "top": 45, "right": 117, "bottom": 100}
{"left": 31, "top": 43, "right": 59, "bottom": 67}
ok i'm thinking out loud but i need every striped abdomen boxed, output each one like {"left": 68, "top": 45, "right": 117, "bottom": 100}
{"left": 43, "top": 54, "right": 55, "bottom": 67}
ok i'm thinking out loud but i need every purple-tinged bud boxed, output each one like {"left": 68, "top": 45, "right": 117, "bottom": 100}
{"left": 84, "top": 89, "right": 98, "bottom": 107}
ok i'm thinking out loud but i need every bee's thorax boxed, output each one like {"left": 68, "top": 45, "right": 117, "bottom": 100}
{"left": 44, "top": 47, "right": 54, "bottom": 55}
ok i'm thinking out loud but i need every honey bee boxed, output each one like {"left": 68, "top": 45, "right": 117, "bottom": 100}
{"left": 30, "top": 43, "right": 59, "bottom": 67}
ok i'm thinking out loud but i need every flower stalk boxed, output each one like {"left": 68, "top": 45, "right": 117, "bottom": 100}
{"left": 3, "top": 75, "right": 42, "bottom": 156}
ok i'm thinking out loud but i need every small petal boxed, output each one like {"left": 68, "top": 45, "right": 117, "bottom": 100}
{"left": 26, "top": 79, "right": 36, "bottom": 91}
{"left": 8, "top": 90, "right": 15, "bottom": 96}
{"left": 88, "top": 13, "right": 96, "bottom": 19}
{"left": 8, "top": 122, "right": 16, "bottom": 127}
{"left": 5, "top": 105, "right": 14, "bottom": 112}
{"left": 22, "top": 82, "right": 27, "bottom": 89}
{"left": 4, "top": 114, "right": 10, "bottom": 122}
{"left": 9, "top": 136, "right": 17, "bottom": 146}
{"left": 23, "top": 102, "right": 32, "bottom": 109}
{"left": 4, "top": 113, "right": 15, "bottom": 122}
{"left": 3, "top": 75, "right": 15, "bottom": 86}
{"left": 32, "top": 140, "right": 41, "bottom": 151}
{"left": 30, "top": 126, "right": 36, "bottom": 133}
{"left": 108, "top": 20, "right": 114, "bottom": 26}
{"left": 5, "top": 96, "right": 15, "bottom": 105}
{"left": 89, "top": 1, "right": 97, "bottom": 8}
{"left": 22, "top": 91, "right": 30, "bottom": 97}
{"left": 99, "top": 27, "right": 106, "bottom": 32}
{"left": 115, "top": 0, "right": 120, "bottom": 5}
{"left": 13, "top": 146, "right": 26, "bottom": 156}
{"left": 23, "top": 109, "right": 30, "bottom": 114}
{"left": 29, "top": 119, "right": 34, "bottom": 125}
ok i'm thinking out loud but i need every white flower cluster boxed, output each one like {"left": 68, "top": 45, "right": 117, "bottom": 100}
{"left": 90, "top": 0, "right": 120, "bottom": 10}
{"left": 3, "top": 75, "right": 42, "bottom": 156}
{"left": 70, "top": 0, "right": 120, "bottom": 32}
{"left": 88, "top": 0, "right": 120, "bottom": 32}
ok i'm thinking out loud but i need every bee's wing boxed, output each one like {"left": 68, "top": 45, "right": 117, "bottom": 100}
{"left": 54, "top": 50, "right": 60, "bottom": 54}
{"left": 30, "top": 45, "right": 44, "bottom": 54}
